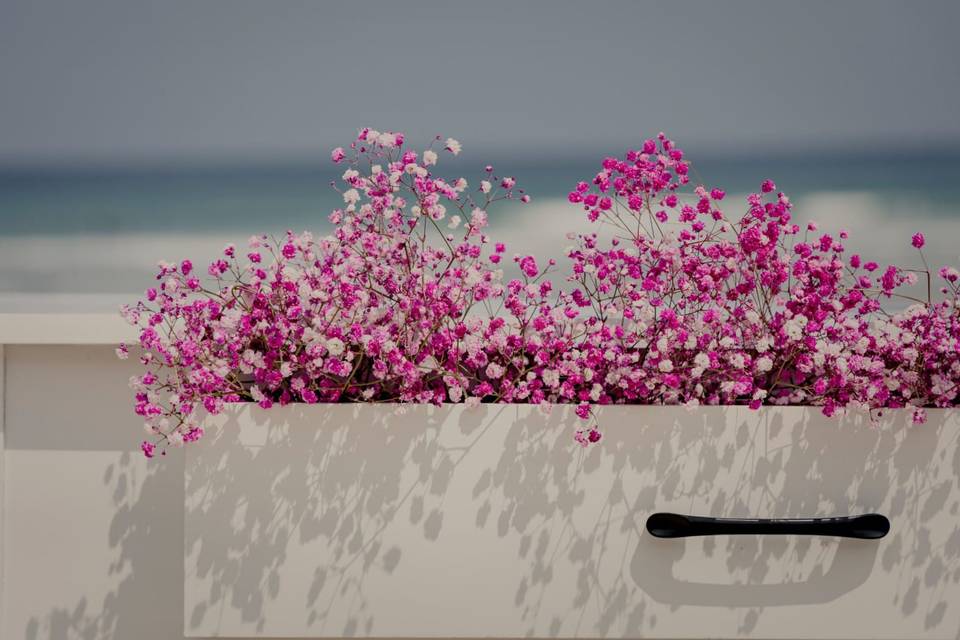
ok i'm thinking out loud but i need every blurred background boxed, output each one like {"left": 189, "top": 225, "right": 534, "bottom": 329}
{"left": 1, "top": 0, "right": 958, "bottom": 311}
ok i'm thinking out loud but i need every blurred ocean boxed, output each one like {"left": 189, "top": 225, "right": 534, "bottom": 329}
{"left": 1, "top": 151, "right": 958, "bottom": 312}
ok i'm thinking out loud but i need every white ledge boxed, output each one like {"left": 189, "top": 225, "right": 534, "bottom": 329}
{"left": 0, "top": 314, "right": 136, "bottom": 344}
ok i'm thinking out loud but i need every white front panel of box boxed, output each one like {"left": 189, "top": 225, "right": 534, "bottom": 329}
{"left": 184, "top": 404, "right": 960, "bottom": 638}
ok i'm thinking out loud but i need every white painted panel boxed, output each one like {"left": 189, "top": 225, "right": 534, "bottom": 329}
{"left": 2, "top": 345, "right": 369, "bottom": 640}
{"left": 0, "top": 314, "right": 134, "bottom": 345}
{"left": 4, "top": 345, "right": 959, "bottom": 639}
{"left": 1, "top": 345, "right": 187, "bottom": 640}
{"left": 185, "top": 405, "right": 960, "bottom": 639}
{"left": 4, "top": 450, "right": 184, "bottom": 640}
{"left": 3, "top": 345, "right": 143, "bottom": 450}
{"left": 0, "top": 344, "right": 6, "bottom": 632}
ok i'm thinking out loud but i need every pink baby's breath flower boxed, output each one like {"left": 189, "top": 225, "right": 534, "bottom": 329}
{"left": 912, "top": 232, "right": 925, "bottom": 249}
{"left": 125, "top": 127, "right": 959, "bottom": 459}
{"left": 518, "top": 255, "right": 539, "bottom": 278}
{"left": 331, "top": 147, "right": 346, "bottom": 163}
{"left": 574, "top": 430, "right": 589, "bottom": 447}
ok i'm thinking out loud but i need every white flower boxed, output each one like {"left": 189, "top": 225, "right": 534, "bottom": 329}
{"left": 423, "top": 150, "right": 438, "bottom": 166}
{"left": 445, "top": 138, "right": 462, "bottom": 155}
{"left": 470, "top": 208, "right": 487, "bottom": 230}
{"left": 302, "top": 327, "right": 323, "bottom": 346}
{"left": 756, "top": 356, "right": 773, "bottom": 373}
{"left": 241, "top": 349, "right": 266, "bottom": 373}
{"left": 542, "top": 369, "right": 560, "bottom": 387}
{"left": 480, "top": 180, "right": 492, "bottom": 194}
{"left": 326, "top": 338, "right": 345, "bottom": 356}
{"left": 658, "top": 359, "right": 674, "bottom": 372}
{"left": 343, "top": 189, "right": 360, "bottom": 205}
{"left": 784, "top": 318, "right": 805, "bottom": 340}
{"left": 590, "top": 383, "right": 602, "bottom": 401}
{"left": 485, "top": 363, "right": 505, "bottom": 379}
{"left": 447, "top": 215, "right": 462, "bottom": 229}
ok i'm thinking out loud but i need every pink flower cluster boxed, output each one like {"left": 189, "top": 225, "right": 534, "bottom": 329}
{"left": 122, "top": 129, "right": 960, "bottom": 456}
{"left": 562, "top": 134, "right": 959, "bottom": 425}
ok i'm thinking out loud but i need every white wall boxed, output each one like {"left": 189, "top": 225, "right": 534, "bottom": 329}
{"left": 3, "top": 322, "right": 960, "bottom": 639}
{"left": 184, "top": 403, "right": 960, "bottom": 639}
{"left": 2, "top": 344, "right": 189, "bottom": 640}
{"left": 0, "top": 341, "right": 293, "bottom": 640}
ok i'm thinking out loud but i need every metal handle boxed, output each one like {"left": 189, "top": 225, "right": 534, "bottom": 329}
{"left": 646, "top": 512, "right": 889, "bottom": 539}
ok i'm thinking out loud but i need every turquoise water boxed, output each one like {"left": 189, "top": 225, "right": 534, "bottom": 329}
{"left": 1, "top": 152, "right": 958, "bottom": 310}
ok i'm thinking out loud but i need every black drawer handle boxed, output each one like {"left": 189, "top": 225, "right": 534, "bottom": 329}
{"left": 646, "top": 512, "right": 890, "bottom": 539}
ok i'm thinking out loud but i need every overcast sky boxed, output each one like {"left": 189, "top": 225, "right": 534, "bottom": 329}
{"left": 2, "top": 0, "right": 959, "bottom": 165}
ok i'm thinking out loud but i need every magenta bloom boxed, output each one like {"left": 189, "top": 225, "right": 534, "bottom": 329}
{"left": 123, "top": 127, "right": 959, "bottom": 458}
{"left": 518, "top": 255, "right": 539, "bottom": 278}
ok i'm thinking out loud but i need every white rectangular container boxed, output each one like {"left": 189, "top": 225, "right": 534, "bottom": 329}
{"left": 185, "top": 404, "right": 960, "bottom": 638}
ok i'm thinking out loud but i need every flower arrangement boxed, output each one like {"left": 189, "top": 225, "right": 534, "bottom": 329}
{"left": 121, "top": 128, "right": 960, "bottom": 457}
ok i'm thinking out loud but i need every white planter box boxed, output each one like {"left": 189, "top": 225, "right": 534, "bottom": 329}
{"left": 185, "top": 404, "right": 960, "bottom": 639}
